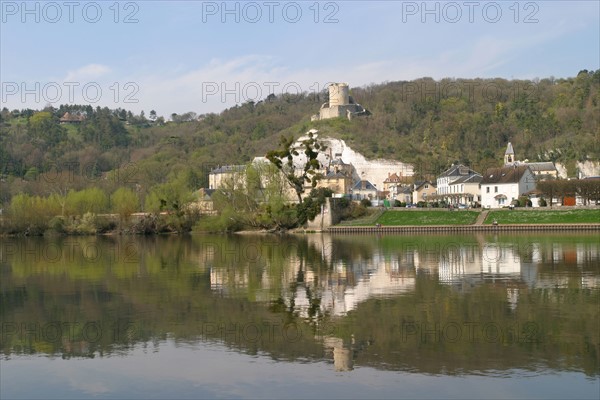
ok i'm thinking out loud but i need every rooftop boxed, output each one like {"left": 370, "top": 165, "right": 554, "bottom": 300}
{"left": 482, "top": 165, "right": 531, "bottom": 184}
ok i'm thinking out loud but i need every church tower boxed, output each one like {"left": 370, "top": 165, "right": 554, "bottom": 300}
{"left": 504, "top": 142, "right": 515, "bottom": 165}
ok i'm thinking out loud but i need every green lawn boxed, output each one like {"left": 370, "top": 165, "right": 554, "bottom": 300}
{"left": 368, "top": 210, "right": 479, "bottom": 226}
{"left": 483, "top": 209, "right": 600, "bottom": 224}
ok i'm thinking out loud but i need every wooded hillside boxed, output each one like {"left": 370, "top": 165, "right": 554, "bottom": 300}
{"left": 1, "top": 70, "right": 598, "bottom": 207}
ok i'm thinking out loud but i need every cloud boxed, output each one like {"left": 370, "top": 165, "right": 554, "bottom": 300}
{"left": 64, "top": 64, "right": 112, "bottom": 82}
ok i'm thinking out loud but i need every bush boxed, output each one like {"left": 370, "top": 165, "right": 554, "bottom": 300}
{"left": 539, "top": 197, "right": 547, "bottom": 207}
{"left": 48, "top": 216, "right": 66, "bottom": 234}
{"left": 517, "top": 196, "right": 530, "bottom": 207}
{"left": 360, "top": 198, "right": 372, "bottom": 207}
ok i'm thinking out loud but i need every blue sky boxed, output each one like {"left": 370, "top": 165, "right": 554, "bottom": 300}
{"left": 1, "top": 1, "right": 598, "bottom": 117}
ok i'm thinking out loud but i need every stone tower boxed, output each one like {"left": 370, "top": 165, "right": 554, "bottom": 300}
{"left": 328, "top": 83, "right": 349, "bottom": 107}
{"left": 311, "top": 83, "right": 368, "bottom": 121}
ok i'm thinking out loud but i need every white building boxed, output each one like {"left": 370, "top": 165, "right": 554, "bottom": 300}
{"left": 447, "top": 173, "right": 483, "bottom": 206}
{"left": 436, "top": 164, "right": 481, "bottom": 204}
{"left": 481, "top": 165, "right": 536, "bottom": 208}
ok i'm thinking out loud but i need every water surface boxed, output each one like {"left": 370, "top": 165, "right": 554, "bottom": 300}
{"left": 1, "top": 233, "right": 599, "bottom": 398}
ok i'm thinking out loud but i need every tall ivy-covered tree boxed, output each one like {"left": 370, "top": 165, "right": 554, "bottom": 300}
{"left": 266, "top": 131, "right": 326, "bottom": 204}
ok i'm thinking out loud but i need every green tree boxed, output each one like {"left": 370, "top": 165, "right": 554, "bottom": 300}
{"left": 27, "top": 111, "right": 66, "bottom": 147}
{"left": 144, "top": 171, "right": 193, "bottom": 213}
{"left": 111, "top": 187, "right": 139, "bottom": 222}
{"left": 65, "top": 188, "right": 109, "bottom": 216}
{"left": 266, "top": 132, "right": 326, "bottom": 203}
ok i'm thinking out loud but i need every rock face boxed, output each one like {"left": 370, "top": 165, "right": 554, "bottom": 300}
{"left": 555, "top": 161, "right": 600, "bottom": 178}
{"left": 286, "top": 131, "right": 413, "bottom": 190}
{"left": 319, "top": 137, "right": 413, "bottom": 189}
{"left": 577, "top": 161, "right": 600, "bottom": 178}
{"left": 555, "top": 163, "right": 568, "bottom": 179}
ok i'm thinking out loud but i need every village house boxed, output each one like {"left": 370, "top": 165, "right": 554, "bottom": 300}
{"left": 446, "top": 173, "right": 483, "bottom": 206}
{"left": 481, "top": 165, "right": 536, "bottom": 208}
{"left": 383, "top": 172, "right": 403, "bottom": 191}
{"left": 316, "top": 170, "right": 353, "bottom": 195}
{"left": 188, "top": 188, "right": 217, "bottom": 215}
{"left": 382, "top": 172, "right": 403, "bottom": 200}
{"left": 395, "top": 186, "right": 413, "bottom": 204}
{"left": 412, "top": 180, "right": 436, "bottom": 204}
{"left": 525, "top": 162, "right": 558, "bottom": 180}
{"left": 208, "top": 165, "right": 247, "bottom": 190}
{"left": 59, "top": 112, "right": 86, "bottom": 124}
{"left": 436, "top": 164, "right": 481, "bottom": 204}
{"left": 351, "top": 180, "right": 378, "bottom": 201}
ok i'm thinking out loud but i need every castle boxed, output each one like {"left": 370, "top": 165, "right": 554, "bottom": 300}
{"left": 311, "top": 83, "right": 369, "bottom": 121}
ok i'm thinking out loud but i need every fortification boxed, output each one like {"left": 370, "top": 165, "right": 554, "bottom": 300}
{"left": 312, "top": 83, "right": 369, "bottom": 121}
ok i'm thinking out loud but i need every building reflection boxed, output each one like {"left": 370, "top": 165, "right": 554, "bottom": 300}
{"left": 203, "top": 235, "right": 600, "bottom": 320}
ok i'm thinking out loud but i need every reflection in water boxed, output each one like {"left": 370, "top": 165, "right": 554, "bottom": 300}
{"left": 1, "top": 233, "right": 599, "bottom": 398}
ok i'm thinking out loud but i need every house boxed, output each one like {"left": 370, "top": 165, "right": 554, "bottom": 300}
{"left": 208, "top": 165, "right": 247, "bottom": 190}
{"left": 329, "top": 158, "right": 354, "bottom": 177}
{"left": 436, "top": 164, "right": 481, "bottom": 203}
{"left": 351, "top": 180, "right": 378, "bottom": 201}
{"left": 317, "top": 171, "right": 353, "bottom": 195}
{"left": 526, "top": 162, "right": 558, "bottom": 180}
{"left": 383, "top": 172, "right": 403, "bottom": 192}
{"left": 412, "top": 180, "right": 436, "bottom": 204}
{"left": 481, "top": 165, "right": 536, "bottom": 208}
{"left": 188, "top": 188, "right": 217, "bottom": 215}
{"left": 396, "top": 186, "right": 413, "bottom": 204}
{"left": 447, "top": 173, "right": 483, "bottom": 206}
{"left": 59, "top": 112, "right": 86, "bottom": 124}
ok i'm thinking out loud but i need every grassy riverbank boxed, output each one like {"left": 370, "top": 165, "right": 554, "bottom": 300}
{"left": 483, "top": 209, "right": 600, "bottom": 224}
{"left": 341, "top": 210, "right": 479, "bottom": 226}
{"left": 337, "top": 208, "right": 599, "bottom": 227}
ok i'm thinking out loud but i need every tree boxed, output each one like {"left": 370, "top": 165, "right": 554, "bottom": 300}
{"left": 149, "top": 110, "right": 157, "bottom": 122}
{"left": 537, "top": 180, "right": 557, "bottom": 208}
{"left": 27, "top": 111, "right": 66, "bottom": 147}
{"left": 65, "top": 187, "right": 109, "bottom": 216}
{"left": 111, "top": 187, "right": 139, "bottom": 222}
{"left": 144, "top": 171, "right": 193, "bottom": 213}
{"left": 266, "top": 132, "right": 326, "bottom": 203}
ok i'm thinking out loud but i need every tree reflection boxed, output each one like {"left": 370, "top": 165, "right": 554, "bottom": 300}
{"left": 0, "top": 233, "right": 598, "bottom": 376}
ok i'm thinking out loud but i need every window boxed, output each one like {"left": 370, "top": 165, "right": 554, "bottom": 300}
{"left": 486, "top": 187, "right": 490, "bottom": 193}
{"left": 499, "top": 198, "right": 505, "bottom": 205}
{"left": 494, "top": 186, "right": 498, "bottom": 193}
{"left": 425, "top": 184, "right": 429, "bottom": 189}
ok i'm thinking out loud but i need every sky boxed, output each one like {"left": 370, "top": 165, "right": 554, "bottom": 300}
{"left": 1, "top": 0, "right": 599, "bottom": 118}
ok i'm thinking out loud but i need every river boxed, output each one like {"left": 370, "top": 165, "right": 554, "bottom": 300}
{"left": 1, "top": 233, "right": 598, "bottom": 399}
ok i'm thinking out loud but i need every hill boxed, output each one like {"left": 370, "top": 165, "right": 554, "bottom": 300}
{"left": 1, "top": 70, "right": 598, "bottom": 207}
